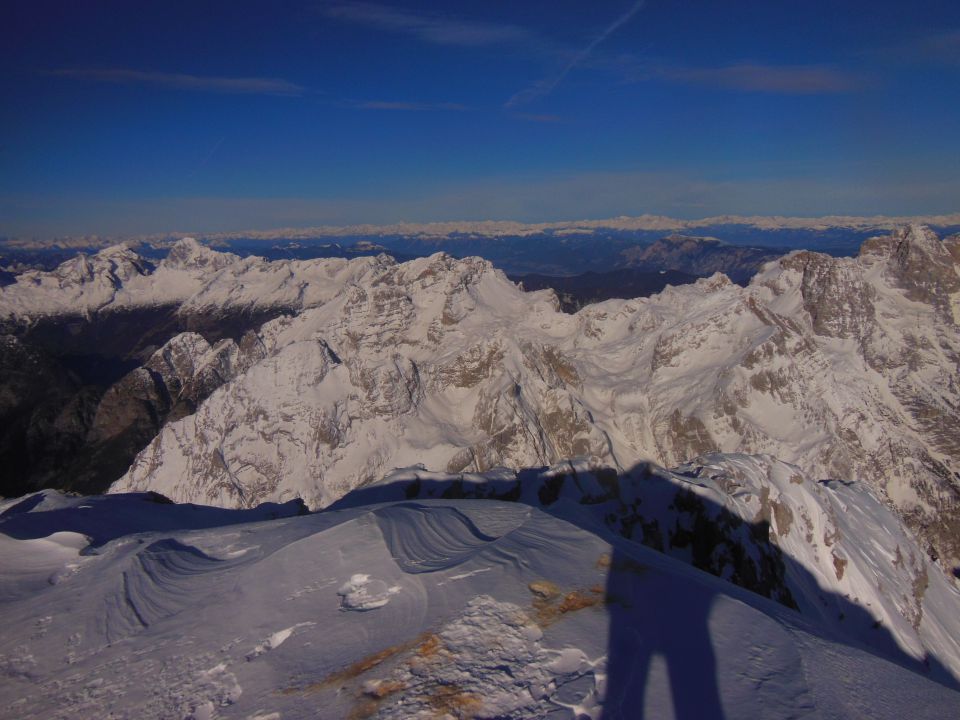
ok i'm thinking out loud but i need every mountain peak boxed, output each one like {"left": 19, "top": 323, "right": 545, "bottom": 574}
{"left": 162, "top": 237, "right": 237, "bottom": 271}
{"left": 661, "top": 233, "right": 724, "bottom": 246}
{"left": 94, "top": 241, "right": 139, "bottom": 257}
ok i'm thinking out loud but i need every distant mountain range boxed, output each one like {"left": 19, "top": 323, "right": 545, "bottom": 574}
{"left": 7, "top": 214, "right": 960, "bottom": 285}
{"left": 510, "top": 268, "right": 701, "bottom": 312}
{"left": 8, "top": 211, "right": 960, "bottom": 248}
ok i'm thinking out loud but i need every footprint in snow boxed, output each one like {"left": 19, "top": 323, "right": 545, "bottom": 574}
{"left": 337, "top": 574, "right": 400, "bottom": 611}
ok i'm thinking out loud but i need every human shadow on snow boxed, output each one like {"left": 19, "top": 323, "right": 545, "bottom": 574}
{"left": 333, "top": 461, "right": 960, "bottom": 717}
{"left": 5, "top": 463, "right": 955, "bottom": 716}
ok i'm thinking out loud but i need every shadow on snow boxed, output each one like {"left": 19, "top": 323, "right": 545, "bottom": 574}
{"left": 333, "top": 461, "right": 960, "bottom": 716}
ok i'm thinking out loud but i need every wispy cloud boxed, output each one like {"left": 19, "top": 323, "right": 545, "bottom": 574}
{"left": 507, "top": 0, "right": 645, "bottom": 107}
{"left": 350, "top": 99, "right": 467, "bottom": 111}
{"left": 886, "top": 29, "right": 960, "bottom": 66}
{"left": 187, "top": 137, "right": 226, "bottom": 179}
{"left": 650, "top": 63, "right": 865, "bottom": 94}
{"left": 320, "top": 2, "right": 532, "bottom": 47}
{"left": 914, "top": 29, "right": 960, "bottom": 64}
{"left": 513, "top": 112, "right": 565, "bottom": 123}
{"left": 49, "top": 68, "right": 305, "bottom": 96}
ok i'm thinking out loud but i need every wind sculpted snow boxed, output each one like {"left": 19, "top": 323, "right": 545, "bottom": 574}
{"left": 337, "top": 455, "right": 960, "bottom": 688}
{"left": 1, "top": 487, "right": 958, "bottom": 718}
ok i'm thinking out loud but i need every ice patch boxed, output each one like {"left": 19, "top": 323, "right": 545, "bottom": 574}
{"left": 444, "top": 567, "right": 493, "bottom": 582}
{"left": 547, "top": 647, "right": 590, "bottom": 675}
{"left": 337, "top": 574, "right": 400, "bottom": 611}
{"left": 247, "top": 622, "right": 314, "bottom": 660}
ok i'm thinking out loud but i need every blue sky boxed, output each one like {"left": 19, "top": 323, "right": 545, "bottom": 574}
{"left": 2, "top": 1, "right": 959, "bottom": 236}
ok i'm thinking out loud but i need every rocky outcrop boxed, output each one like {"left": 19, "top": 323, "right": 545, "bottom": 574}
{"left": 66, "top": 331, "right": 270, "bottom": 493}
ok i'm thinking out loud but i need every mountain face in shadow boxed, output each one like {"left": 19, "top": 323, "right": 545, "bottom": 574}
{"left": 510, "top": 267, "right": 701, "bottom": 312}
{"left": 618, "top": 234, "right": 780, "bottom": 284}
{"left": 0, "top": 306, "right": 285, "bottom": 497}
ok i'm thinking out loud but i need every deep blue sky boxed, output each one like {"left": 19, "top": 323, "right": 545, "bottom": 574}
{"left": 2, "top": 1, "right": 959, "bottom": 237}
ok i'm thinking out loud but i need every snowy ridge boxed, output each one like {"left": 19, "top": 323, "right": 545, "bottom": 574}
{"left": 99, "top": 226, "right": 960, "bottom": 581}
{"left": 0, "top": 237, "right": 396, "bottom": 321}
{"left": 334, "top": 453, "right": 960, "bottom": 684}
{"left": 1, "top": 489, "right": 958, "bottom": 718}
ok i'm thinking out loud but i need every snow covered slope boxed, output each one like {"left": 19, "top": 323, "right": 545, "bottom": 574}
{"left": 0, "top": 237, "right": 394, "bottom": 321}
{"left": 96, "top": 227, "right": 960, "bottom": 579}
{"left": 335, "top": 454, "right": 960, "bottom": 685}
{"left": 1, "top": 490, "right": 957, "bottom": 719}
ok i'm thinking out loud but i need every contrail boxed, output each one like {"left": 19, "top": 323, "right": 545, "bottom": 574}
{"left": 507, "top": 0, "right": 645, "bottom": 107}
{"left": 188, "top": 136, "right": 225, "bottom": 178}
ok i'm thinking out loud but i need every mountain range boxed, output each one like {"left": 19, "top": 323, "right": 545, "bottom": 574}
{"left": 1, "top": 223, "right": 960, "bottom": 715}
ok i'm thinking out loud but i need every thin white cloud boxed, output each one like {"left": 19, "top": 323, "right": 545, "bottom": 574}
{"left": 49, "top": 68, "right": 305, "bottom": 96}
{"left": 320, "top": 2, "right": 532, "bottom": 47}
{"left": 653, "top": 63, "right": 865, "bottom": 94}
{"left": 507, "top": 0, "right": 645, "bottom": 107}
{"left": 918, "top": 29, "right": 960, "bottom": 63}
{"left": 350, "top": 100, "right": 467, "bottom": 111}
{"left": 891, "top": 29, "right": 960, "bottom": 66}
{"left": 513, "top": 112, "right": 566, "bottom": 123}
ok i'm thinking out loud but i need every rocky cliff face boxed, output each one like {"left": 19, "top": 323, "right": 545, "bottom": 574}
{"left": 619, "top": 234, "right": 779, "bottom": 283}
{"left": 0, "top": 335, "right": 101, "bottom": 495}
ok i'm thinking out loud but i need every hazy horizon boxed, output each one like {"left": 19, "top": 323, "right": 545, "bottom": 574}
{"left": 6, "top": 210, "right": 960, "bottom": 245}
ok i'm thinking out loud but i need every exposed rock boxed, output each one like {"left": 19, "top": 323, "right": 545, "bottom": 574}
{"left": 620, "top": 234, "right": 779, "bottom": 283}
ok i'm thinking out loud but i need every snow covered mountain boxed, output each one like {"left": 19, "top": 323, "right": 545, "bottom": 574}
{"left": 0, "top": 236, "right": 390, "bottom": 321}
{"left": 3, "top": 225, "right": 960, "bottom": 716}
{"left": 1, "top": 487, "right": 958, "bottom": 719}
{"left": 86, "top": 227, "right": 960, "bottom": 583}
{"left": 0, "top": 239, "right": 404, "bottom": 494}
